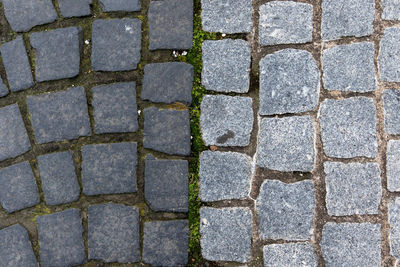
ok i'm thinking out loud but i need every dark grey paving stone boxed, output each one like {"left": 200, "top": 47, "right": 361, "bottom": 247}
{"left": 259, "top": 49, "right": 320, "bottom": 115}
{"left": 379, "top": 28, "right": 400, "bottom": 82}
{"left": 145, "top": 156, "right": 188, "bottom": 212}
{"left": 0, "top": 224, "right": 37, "bottom": 267}
{"left": 389, "top": 198, "right": 400, "bottom": 260}
{"left": 143, "top": 220, "right": 189, "bottom": 266}
{"left": 259, "top": 1, "right": 313, "bottom": 45}
{"left": 143, "top": 107, "right": 190, "bottom": 155}
{"left": 200, "top": 207, "right": 252, "bottom": 263}
{"left": 199, "top": 151, "right": 252, "bottom": 202}
{"left": 141, "top": 62, "right": 193, "bottom": 104}
{"left": 30, "top": 27, "right": 82, "bottom": 82}
{"left": 319, "top": 97, "right": 377, "bottom": 158}
{"left": 99, "top": 0, "right": 140, "bottom": 12}
{"left": 0, "top": 77, "right": 9, "bottom": 97}
{"left": 92, "top": 82, "right": 138, "bottom": 134}
{"left": 27, "top": 86, "right": 91, "bottom": 144}
{"left": 321, "top": 0, "right": 375, "bottom": 41}
{"left": 37, "top": 209, "right": 85, "bottom": 267}
{"left": 256, "top": 180, "right": 315, "bottom": 240}
{"left": 148, "top": 0, "right": 193, "bottom": 50}
{"left": 82, "top": 142, "right": 137, "bottom": 195}
{"left": 202, "top": 39, "right": 251, "bottom": 93}
{"left": 91, "top": 18, "right": 141, "bottom": 71}
{"left": 322, "top": 42, "right": 377, "bottom": 92}
{"left": 383, "top": 89, "right": 400, "bottom": 134}
{"left": 37, "top": 151, "right": 80, "bottom": 206}
{"left": 383, "top": 0, "right": 400, "bottom": 20}
{"left": 263, "top": 243, "right": 317, "bottom": 267}
{"left": 88, "top": 203, "right": 140, "bottom": 263}
{"left": 387, "top": 140, "right": 400, "bottom": 192}
{"left": 58, "top": 0, "right": 92, "bottom": 18}
{"left": 0, "top": 36, "right": 34, "bottom": 92}
{"left": 321, "top": 222, "right": 381, "bottom": 266}
{"left": 2, "top": 0, "right": 57, "bottom": 32}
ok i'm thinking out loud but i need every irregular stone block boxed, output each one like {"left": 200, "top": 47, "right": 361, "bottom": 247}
{"left": 383, "top": 89, "right": 400, "bottom": 134}
{"left": 58, "top": 0, "right": 92, "bottom": 18}
{"left": 99, "top": 0, "right": 140, "bottom": 12}
{"left": 387, "top": 140, "right": 400, "bottom": 192}
{"left": 263, "top": 243, "right": 317, "bottom": 267}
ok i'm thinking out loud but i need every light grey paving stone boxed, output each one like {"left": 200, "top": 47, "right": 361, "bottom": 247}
{"left": 259, "top": 1, "right": 313, "bottom": 45}
{"left": 37, "top": 209, "right": 85, "bottom": 267}
{"left": 30, "top": 27, "right": 82, "bottom": 82}
{"left": 88, "top": 203, "right": 140, "bottom": 263}
{"left": 1, "top": 0, "right": 57, "bottom": 32}
{"left": 37, "top": 151, "right": 80, "bottom": 206}
{"left": 200, "top": 95, "right": 253, "bottom": 147}
{"left": 321, "top": 222, "right": 381, "bottom": 267}
{"left": 148, "top": 0, "right": 193, "bottom": 50}
{"left": 0, "top": 224, "right": 37, "bottom": 267}
{"left": 99, "top": 0, "right": 140, "bottom": 12}
{"left": 0, "top": 104, "right": 31, "bottom": 161}
{"left": 143, "top": 220, "right": 189, "bottom": 266}
{"left": 199, "top": 151, "right": 252, "bottom": 202}
{"left": 141, "top": 62, "right": 193, "bottom": 104}
{"left": 58, "top": 0, "right": 92, "bottom": 18}
{"left": 383, "top": 89, "right": 400, "bottom": 134}
{"left": 27, "top": 86, "right": 91, "bottom": 144}
{"left": 256, "top": 180, "right": 315, "bottom": 240}
{"left": 259, "top": 49, "right": 320, "bottom": 115}
{"left": 200, "top": 207, "right": 252, "bottom": 263}
{"left": 263, "top": 243, "right": 317, "bottom": 267}
{"left": 321, "top": 0, "right": 375, "bottom": 41}
{"left": 379, "top": 28, "right": 400, "bottom": 82}
{"left": 0, "top": 77, "right": 9, "bottom": 97}
{"left": 324, "top": 162, "right": 381, "bottom": 216}
{"left": 201, "top": 0, "right": 252, "bottom": 34}
{"left": 82, "top": 142, "right": 137, "bottom": 195}
{"left": 0, "top": 36, "right": 34, "bottom": 92}
{"left": 202, "top": 39, "right": 251, "bottom": 93}
{"left": 322, "top": 42, "right": 377, "bottom": 92}
{"left": 387, "top": 140, "right": 400, "bottom": 192}
{"left": 91, "top": 18, "right": 141, "bottom": 71}
{"left": 143, "top": 107, "right": 190, "bottom": 155}
{"left": 383, "top": 0, "right": 400, "bottom": 20}
{"left": 145, "top": 156, "right": 188, "bottom": 212}
{"left": 319, "top": 97, "right": 377, "bottom": 158}
{"left": 389, "top": 198, "right": 400, "bottom": 259}
{"left": 257, "top": 116, "right": 315, "bottom": 172}
{"left": 92, "top": 82, "right": 138, "bottom": 134}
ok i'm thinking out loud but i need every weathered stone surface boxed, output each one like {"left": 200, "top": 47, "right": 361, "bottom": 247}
{"left": 389, "top": 198, "right": 400, "bottom": 259}
{"left": 200, "top": 207, "right": 252, "bottom": 263}
{"left": 383, "top": 89, "right": 400, "bottom": 134}
{"left": 387, "top": 140, "right": 400, "bottom": 192}
{"left": 382, "top": 0, "right": 400, "bottom": 20}
{"left": 141, "top": 62, "right": 193, "bottom": 104}
{"left": 82, "top": 142, "right": 137, "bottom": 195}
{"left": 88, "top": 203, "right": 140, "bottom": 263}
{"left": 321, "top": 222, "right": 381, "bottom": 266}
{"left": 99, "top": 0, "right": 140, "bottom": 12}
{"left": 27, "top": 86, "right": 91, "bottom": 144}
{"left": 58, "top": 0, "right": 92, "bottom": 18}
{"left": 259, "top": 49, "right": 320, "bottom": 115}
{"left": 319, "top": 97, "right": 377, "bottom": 158}
{"left": 199, "top": 151, "right": 252, "bottom": 202}
{"left": 259, "top": 2, "right": 313, "bottom": 45}
{"left": 91, "top": 18, "right": 141, "bottom": 71}
{"left": 37, "top": 209, "right": 85, "bottom": 267}
{"left": 200, "top": 95, "right": 253, "bottom": 147}
{"left": 202, "top": 39, "right": 251, "bottom": 93}
{"left": 379, "top": 28, "right": 400, "bottom": 82}
{"left": 263, "top": 243, "right": 317, "bottom": 267}
{"left": 0, "top": 77, "right": 8, "bottom": 97}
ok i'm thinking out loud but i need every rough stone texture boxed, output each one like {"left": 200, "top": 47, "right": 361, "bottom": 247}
{"left": 37, "top": 209, "right": 85, "bottom": 267}
{"left": 200, "top": 95, "right": 253, "bottom": 147}
{"left": 143, "top": 220, "right": 189, "bottom": 266}
{"left": 91, "top": 18, "right": 141, "bottom": 71}
{"left": 37, "top": 151, "right": 80, "bottom": 206}
{"left": 148, "top": 0, "right": 193, "bottom": 50}
{"left": 256, "top": 180, "right": 315, "bottom": 240}
{"left": 387, "top": 140, "right": 400, "bottom": 192}
{"left": 319, "top": 97, "right": 377, "bottom": 158}
{"left": 383, "top": 89, "right": 400, "bottom": 134}
{"left": 1, "top": 0, "right": 57, "bottom": 32}
{"left": 389, "top": 198, "right": 400, "bottom": 259}
{"left": 0, "top": 224, "right": 37, "bottom": 267}
{"left": 201, "top": 0, "right": 252, "bottom": 34}
{"left": 322, "top": 42, "right": 377, "bottom": 92}
{"left": 263, "top": 243, "right": 317, "bottom": 267}
{"left": 200, "top": 207, "right": 252, "bottom": 263}
{"left": 324, "top": 162, "right": 382, "bottom": 216}
{"left": 202, "top": 39, "right": 251, "bottom": 93}
{"left": 143, "top": 107, "right": 190, "bottom": 155}
{"left": 58, "top": 0, "right": 92, "bottom": 18}
{"left": 99, "top": 0, "right": 140, "bottom": 12}
{"left": 321, "top": 222, "right": 381, "bottom": 266}
{"left": 0, "top": 78, "right": 8, "bottom": 97}
{"left": 382, "top": 0, "right": 400, "bottom": 20}
{"left": 88, "top": 203, "right": 140, "bottom": 263}
{"left": 81, "top": 142, "right": 137, "bottom": 195}
{"left": 27, "top": 86, "right": 91, "bottom": 144}
{"left": 145, "top": 156, "right": 188, "bottom": 212}
{"left": 141, "top": 62, "right": 193, "bottom": 104}
{"left": 199, "top": 151, "right": 252, "bottom": 202}
{"left": 321, "top": 0, "right": 375, "bottom": 41}
{"left": 379, "top": 28, "right": 400, "bottom": 81}
{"left": 259, "top": 2, "right": 313, "bottom": 45}
{"left": 0, "top": 36, "right": 34, "bottom": 92}
{"left": 259, "top": 49, "right": 320, "bottom": 115}
{"left": 92, "top": 82, "right": 138, "bottom": 134}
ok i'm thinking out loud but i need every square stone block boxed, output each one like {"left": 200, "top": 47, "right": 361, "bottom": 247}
{"left": 389, "top": 198, "right": 400, "bottom": 259}
{"left": 263, "top": 243, "right": 317, "bottom": 267}
{"left": 383, "top": 89, "right": 400, "bottom": 134}
{"left": 383, "top": 0, "right": 400, "bottom": 20}
{"left": 99, "top": 0, "right": 140, "bottom": 12}
{"left": 0, "top": 78, "right": 8, "bottom": 97}
{"left": 58, "top": 0, "right": 92, "bottom": 18}
{"left": 387, "top": 140, "right": 400, "bottom": 192}
{"left": 379, "top": 28, "right": 400, "bottom": 82}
